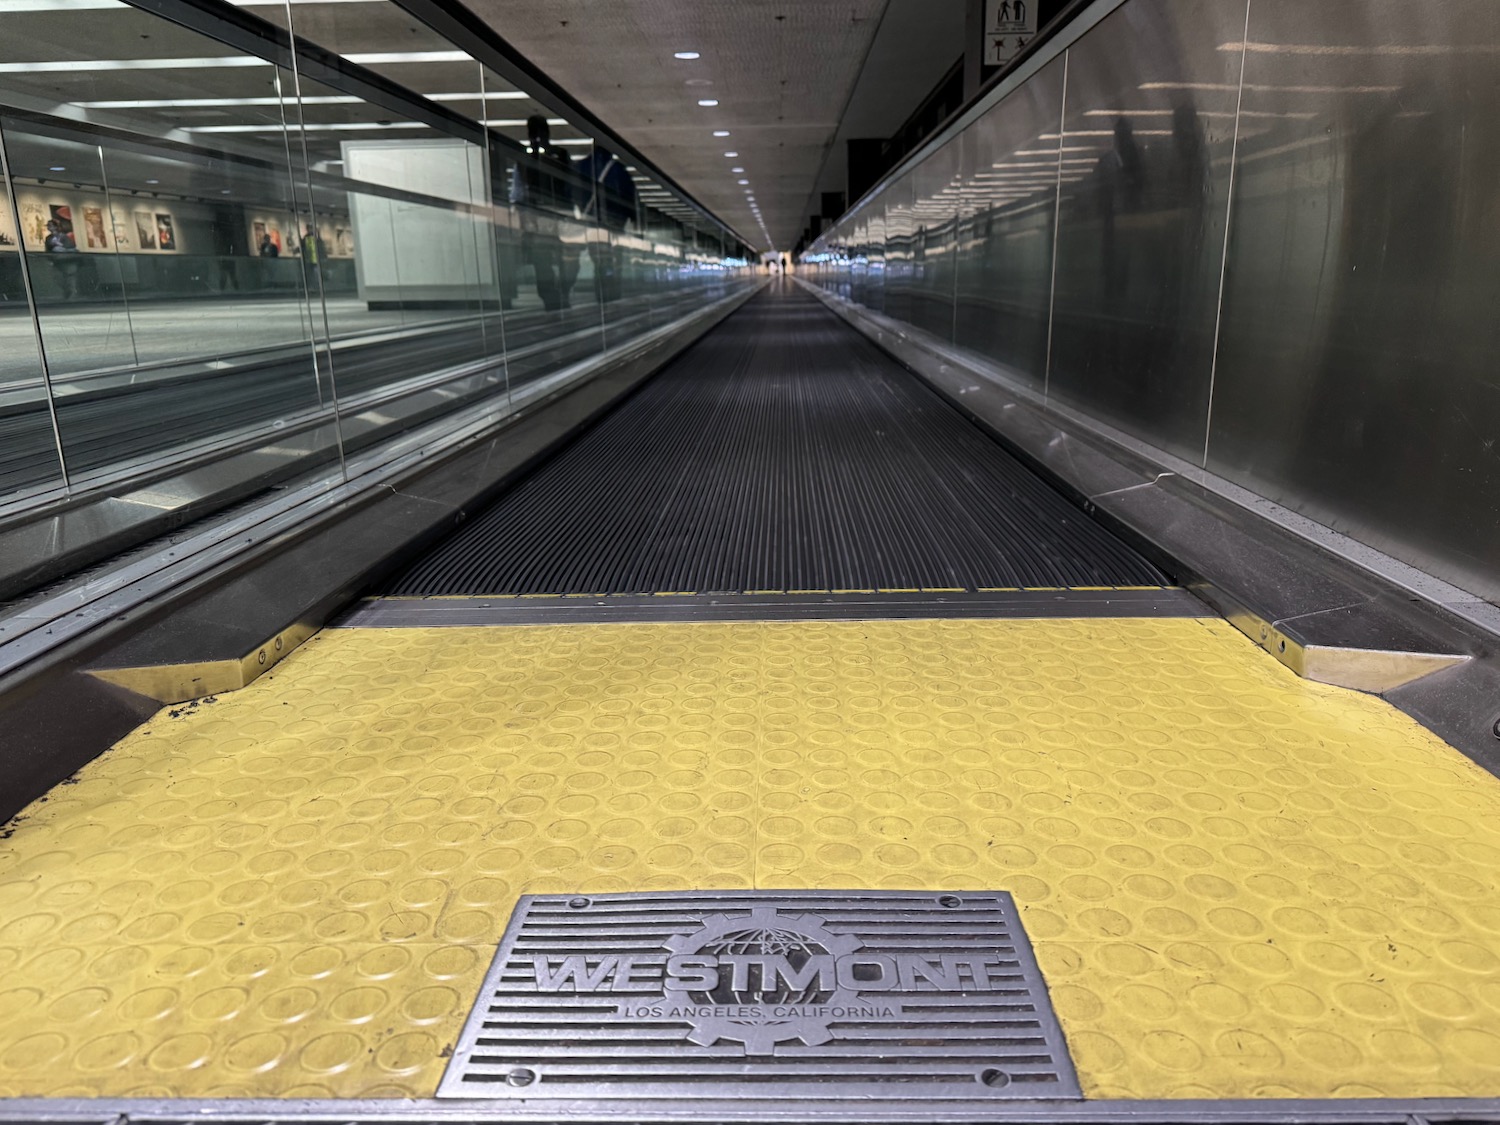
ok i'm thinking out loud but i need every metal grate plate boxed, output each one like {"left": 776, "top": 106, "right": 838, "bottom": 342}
{"left": 437, "top": 890, "right": 1081, "bottom": 1102}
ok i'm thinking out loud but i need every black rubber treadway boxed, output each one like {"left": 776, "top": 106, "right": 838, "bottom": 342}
{"left": 383, "top": 283, "right": 1168, "bottom": 595}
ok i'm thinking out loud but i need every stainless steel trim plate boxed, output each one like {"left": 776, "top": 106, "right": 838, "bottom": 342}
{"left": 438, "top": 890, "right": 1081, "bottom": 1102}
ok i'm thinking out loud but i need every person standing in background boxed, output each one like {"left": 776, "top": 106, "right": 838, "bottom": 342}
{"left": 577, "top": 143, "right": 637, "bottom": 303}
{"left": 301, "top": 224, "right": 323, "bottom": 291}
{"left": 511, "top": 115, "right": 579, "bottom": 311}
{"left": 43, "top": 219, "right": 81, "bottom": 299}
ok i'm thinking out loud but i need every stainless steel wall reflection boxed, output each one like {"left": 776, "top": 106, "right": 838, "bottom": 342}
{"left": 953, "top": 56, "right": 1066, "bottom": 390}
{"left": 882, "top": 176, "right": 915, "bottom": 329}
{"left": 1046, "top": 0, "right": 1242, "bottom": 460}
{"left": 908, "top": 140, "right": 961, "bottom": 343}
{"left": 809, "top": 0, "right": 1500, "bottom": 604}
{"left": 1208, "top": 0, "right": 1500, "bottom": 600}
{"left": 854, "top": 208, "right": 885, "bottom": 314}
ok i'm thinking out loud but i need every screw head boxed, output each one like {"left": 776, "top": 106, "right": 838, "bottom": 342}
{"left": 274, "top": 636, "right": 284, "bottom": 651}
{"left": 979, "top": 1067, "right": 1010, "bottom": 1088}
{"left": 568, "top": 896, "right": 590, "bottom": 909}
{"left": 1492, "top": 718, "right": 1500, "bottom": 740}
{"left": 937, "top": 895, "right": 962, "bottom": 909}
{"left": 506, "top": 1067, "right": 536, "bottom": 1087}
{"left": 257, "top": 649, "right": 267, "bottom": 665}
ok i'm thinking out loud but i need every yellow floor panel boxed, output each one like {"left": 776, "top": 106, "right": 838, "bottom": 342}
{"left": 3, "top": 617, "right": 1500, "bottom": 1100}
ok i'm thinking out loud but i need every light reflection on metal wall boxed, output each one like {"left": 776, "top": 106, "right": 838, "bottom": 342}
{"left": 908, "top": 136, "right": 960, "bottom": 343}
{"left": 1047, "top": 0, "right": 1242, "bottom": 461}
{"left": 954, "top": 56, "right": 1067, "bottom": 392}
{"left": 1208, "top": 0, "right": 1500, "bottom": 602}
{"left": 809, "top": 0, "right": 1500, "bottom": 605}
{"left": 882, "top": 177, "right": 916, "bottom": 328}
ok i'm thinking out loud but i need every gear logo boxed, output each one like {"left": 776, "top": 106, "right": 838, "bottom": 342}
{"left": 527, "top": 897, "right": 1031, "bottom": 1059}
{"left": 660, "top": 906, "right": 873, "bottom": 1055}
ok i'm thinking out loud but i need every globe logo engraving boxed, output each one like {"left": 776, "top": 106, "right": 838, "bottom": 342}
{"left": 661, "top": 906, "right": 868, "bottom": 1055}
{"left": 694, "top": 925, "right": 836, "bottom": 1006}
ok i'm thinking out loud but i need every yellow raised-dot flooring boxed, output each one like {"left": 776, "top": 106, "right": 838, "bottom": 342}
{"left": 2, "top": 616, "right": 1500, "bottom": 1100}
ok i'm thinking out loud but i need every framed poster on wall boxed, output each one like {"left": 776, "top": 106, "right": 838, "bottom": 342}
{"left": 155, "top": 213, "right": 175, "bottom": 251}
{"left": 112, "top": 209, "right": 131, "bottom": 248}
{"left": 20, "top": 202, "right": 47, "bottom": 249}
{"left": 133, "top": 211, "right": 157, "bottom": 249}
{"left": 48, "top": 204, "right": 76, "bottom": 249}
{"left": 83, "top": 206, "right": 108, "bottom": 249}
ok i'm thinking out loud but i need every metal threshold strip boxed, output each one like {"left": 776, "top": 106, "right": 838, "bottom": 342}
{"left": 1, "top": 1095, "right": 1498, "bottom": 1122}
{"left": 439, "top": 891, "right": 1081, "bottom": 1102}
{"left": 338, "top": 587, "right": 1208, "bottom": 627}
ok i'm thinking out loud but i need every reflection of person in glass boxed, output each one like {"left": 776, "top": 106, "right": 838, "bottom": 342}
{"left": 511, "top": 114, "right": 579, "bottom": 311}
{"left": 1096, "top": 115, "right": 1144, "bottom": 302}
{"left": 301, "top": 224, "right": 323, "bottom": 289}
{"left": 1156, "top": 103, "right": 1210, "bottom": 364}
{"left": 1296, "top": 80, "right": 1457, "bottom": 523}
{"left": 577, "top": 143, "right": 637, "bottom": 303}
{"left": 259, "top": 232, "right": 280, "bottom": 258}
{"left": 44, "top": 219, "right": 81, "bottom": 299}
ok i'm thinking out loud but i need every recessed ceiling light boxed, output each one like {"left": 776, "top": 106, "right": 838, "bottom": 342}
{"left": 685, "top": 79, "right": 712, "bottom": 87}
{"left": 674, "top": 50, "right": 700, "bottom": 59}
{"left": 723, "top": 151, "right": 738, "bottom": 157}
{"left": 712, "top": 129, "right": 730, "bottom": 137}
{"left": 697, "top": 99, "right": 719, "bottom": 107}
{"left": 737, "top": 179, "right": 749, "bottom": 185}
{"left": 731, "top": 166, "right": 744, "bottom": 173}
{"left": 49, "top": 165, "right": 65, "bottom": 171}
{"left": 146, "top": 178, "right": 159, "bottom": 184}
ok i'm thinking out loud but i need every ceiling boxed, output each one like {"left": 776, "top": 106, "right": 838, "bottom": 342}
{"left": 807, "top": 0, "right": 967, "bottom": 226}
{"left": 460, "top": 0, "right": 894, "bottom": 251}
{"left": 0, "top": 0, "right": 715, "bottom": 235}
{"left": 0, "top": 0, "right": 964, "bottom": 254}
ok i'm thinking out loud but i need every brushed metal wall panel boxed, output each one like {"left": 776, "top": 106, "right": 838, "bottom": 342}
{"left": 881, "top": 175, "right": 916, "bottom": 329}
{"left": 953, "top": 56, "right": 1067, "bottom": 391}
{"left": 0, "top": 120, "right": 66, "bottom": 498}
{"left": 1207, "top": 0, "right": 1500, "bottom": 604}
{"left": 810, "top": 0, "right": 1500, "bottom": 607}
{"left": 908, "top": 140, "right": 962, "bottom": 344}
{"left": 851, "top": 209, "right": 884, "bottom": 314}
{"left": 1045, "top": 0, "right": 1245, "bottom": 459}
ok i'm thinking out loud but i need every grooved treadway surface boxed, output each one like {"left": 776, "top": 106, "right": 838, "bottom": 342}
{"left": 384, "top": 283, "right": 1165, "bottom": 595}
{"left": 3, "top": 617, "right": 1500, "bottom": 1101}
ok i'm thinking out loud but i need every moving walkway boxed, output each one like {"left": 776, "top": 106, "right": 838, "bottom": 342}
{"left": 4, "top": 0, "right": 1500, "bottom": 1119}
{"left": 2, "top": 280, "right": 1498, "bottom": 1122}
